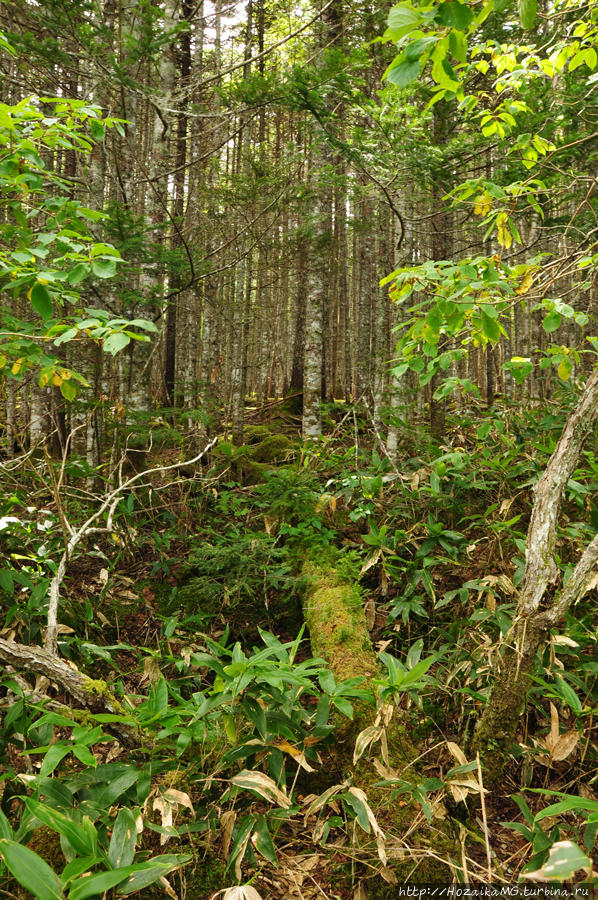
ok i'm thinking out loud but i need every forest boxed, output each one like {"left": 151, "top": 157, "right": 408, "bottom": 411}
{"left": 0, "top": 0, "right": 597, "bottom": 895}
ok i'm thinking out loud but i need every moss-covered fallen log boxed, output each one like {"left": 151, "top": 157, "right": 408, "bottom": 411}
{"left": 302, "top": 562, "right": 461, "bottom": 887}
{"left": 303, "top": 561, "right": 378, "bottom": 686}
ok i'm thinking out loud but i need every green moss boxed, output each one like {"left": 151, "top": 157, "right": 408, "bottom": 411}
{"left": 243, "top": 424, "right": 272, "bottom": 443}
{"left": 303, "top": 573, "right": 376, "bottom": 686}
{"left": 248, "top": 433, "right": 292, "bottom": 463}
{"left": 182, "top": 854, "right": 227, "bottom": 898}
{"left": 302, "top": 561, "right": 459, "bottom": 887}
{"left": 82, "top": 677, "right": 127, "bottom": 716}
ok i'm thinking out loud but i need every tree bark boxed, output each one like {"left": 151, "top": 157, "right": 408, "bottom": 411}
{"left": 474, "top": 368, "right": 598, "bottom": 776}
{"left": 0, "top": 639, "right": 138, "bottom": 747}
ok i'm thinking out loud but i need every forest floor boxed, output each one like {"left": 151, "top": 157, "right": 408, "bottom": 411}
{"left": 0, "top": 400, "right": 596, "bottom": 897}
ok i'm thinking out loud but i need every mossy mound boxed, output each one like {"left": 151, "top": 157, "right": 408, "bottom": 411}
{"left": 243, "top": 424, "right": 272, "bottom": 443}
{"left": 211, "top": 432, "right": 295, "bottom": 483}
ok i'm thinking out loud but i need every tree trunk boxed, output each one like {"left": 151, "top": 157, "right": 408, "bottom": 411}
{"left": 474, "top": 369, "right": 598, "bottom": 777}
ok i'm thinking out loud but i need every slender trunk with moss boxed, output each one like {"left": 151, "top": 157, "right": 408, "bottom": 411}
{"left": 474, "top": 369, "right": 598, "bottom": 777}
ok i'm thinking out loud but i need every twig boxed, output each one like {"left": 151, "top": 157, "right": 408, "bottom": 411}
{"left": 476, "top": 751, "right": 493, "bottom": 881}
{"left": 44, "top": 435, "right": 219, "bottom": 656}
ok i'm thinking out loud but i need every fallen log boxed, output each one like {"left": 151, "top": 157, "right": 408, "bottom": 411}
{"left": 302, "top": 563, "right": 460, "bottom": 886}
{"left": 0, "top": 638, "right": 138, "bottom": 748}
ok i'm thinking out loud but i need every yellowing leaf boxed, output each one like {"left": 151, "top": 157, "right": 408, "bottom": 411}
{"left": 558, "top": 357, "right": 572, "bottom": 381}
{"left": 275, "top": 739, "right": 316, "bottom": 772}
{"left": 497, "top": 225, "right": 512, "bottom": 248}
{"left": 220, "top": 810, "right": 236, "bottom": 858}
{"left": 551, "top": 730, "right": 579, "bottom": 762}
{"left": 303, "top": 782, "right": 348, "bottom": 818}
{"left": 223, "top": 886, "right": 264, "bottom": 900}
{"left": 152, "top": 796, "right": 174, "bottom": 846}
{"left": 516, "top": 273, "right": 534, "bottom": 295}
{"left": 163, "top": 789, "right": 195, "bottom": 815}
{"left": 446, "top": 741, "right": 468, "bottom": 766}
{"left": 353, "top": 726, "right": 384, "bottom": 765}
{"left": 473, "top": 192, "right": 492, "bottom": 216}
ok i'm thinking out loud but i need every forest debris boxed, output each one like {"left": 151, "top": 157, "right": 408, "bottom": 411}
{"left": 446, "top": 741, "right": 468, "bottom": 765}
{"left": 303, "top": 782, "right": 348, "bottom": 820}
{"left": 353, "top": 725, "right": 384, "bottom": 765}
{"left": 231, "top": 771, "right": 292, "bottom": 808}
{"left": 0, "top": 637, "right": 138, "bottom": 746}
{"left": 222, "top": 883, "right": 264, "bottom": 899}
{"left": 275, "top": 739, "right": 316, "bottom": 772}
{"left": 153, "top": 795, "right": 174, "bottom": 845}
{"left": 380, "top": 865, "right": 399, "bottom": 884}
{"left": 163, "top": 788, "right": 194, "bottom": 814}
{"left": 159, "top": 875, "right": 178, "bottom": 899}
{"left": 221, "top": 810, "right": 237, "bottom": 858}
{"left": 141, "top": 656, "right": 162, "bottom": 684}
{"left": 551, "top": 635, "right": 580, "bottom": 648}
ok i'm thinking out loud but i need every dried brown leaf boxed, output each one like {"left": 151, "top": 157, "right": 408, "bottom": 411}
{"left": 163, "top": 788, "right": 195, "bottom": 815}
{"left": 380, "top": 866, "right": 398, "bottom": 884}
{"left": 551, "top": 730, "right": 579, "bottom": 762}
{"left": 353, "top": 726, "right": 384, "bottom": 765}
{"left": 446, "top": 741, "right": 468, "bottom": 766}
{"left": 231, "top": 770, "right": 291, "bottom": 808}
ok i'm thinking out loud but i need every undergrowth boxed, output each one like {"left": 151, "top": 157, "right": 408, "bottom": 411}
{"left": 0, "top": 400, "right": 596, "bottom": 896}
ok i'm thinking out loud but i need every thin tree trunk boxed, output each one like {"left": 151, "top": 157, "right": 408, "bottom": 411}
{"left": 474, "top": 369, "right": 598, "bottom": 776}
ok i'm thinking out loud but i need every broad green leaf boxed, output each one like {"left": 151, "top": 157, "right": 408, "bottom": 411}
{"left": 0, "top": 569, "right": 14, "bottom": 595}
{"left": 554, "top": 674, "right": 581, "bottom": 713}
{"left": 522, "top": 840, "right": 591, "bottom": 880}
{"left": 24, "top": 799, "right": 98, "bottom": 858}
{"left": 39, "top": 743, "right": 71, "bottom": 776}
{"left": 116, "top": 854, "right": 191, "bottom": 895}
{"left": 542, "top": 311, "right": 561, "bottom": 334}
{"left": 480, "top": 310, "right": 501, "bottom": 342}
{"left": 61, "top": 857, "right": 102, "bottom": 885}
{"left": 72, "top": 744, "right": 97, "bottom": 766}
{"left": 518, "top": 0, "right": 537, "bottom": 30}
{"left": 0, "top": 839, "right": 64, "bottom": 900}
{"left": 253, "top": 815, "right": 278, "bottom": 866}
{"left": 435, "top": 1, "right": 474, "bottom": 30}
{"left": 333, "top": 696, "right": 354, "bottom": 718}
{"left": 0, "top": 810, "right": 13, "bottom": 840}
{"left": 95, "top": 768, "right": 139, "bottom": 806}
{"left": 60, "top": 379, "right": 77, "bottom": 401}
{"left": 385, "top": 57, "right": 421, "bottom": 87}
{"left": 386, "top": 4, "right": 423, "bottom": 39}
{"left": 92, "top": 258, "right": 117, "bottom": 278}
{"left": 69, "top": 867, "right": 138, "bottom": 900}
{"left": 109, "top": 808, "right": 137, "bottom": 868}
{"left": 29, "top": 281, "right": 53, "bottom": 319}
{"left": 341, "top": 792, "right": 370, "bottom": 832}
{"left": 103, "top": 332, "right": 130, "bottom": 355}
{"left": 535, "top": 796, "right": 598, "bottom": 822}
{"left": 66, "top": 263, "right": 89, "bottom": 284}
{"left": 226, "top": 815, "right": 255, "bottom": 872}
{"left": 89, "top": 118, "right": 105, "bottom": 140}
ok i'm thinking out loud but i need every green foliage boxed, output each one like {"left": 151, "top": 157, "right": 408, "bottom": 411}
{"left": 0, "top": 93, "right": 155, "bottom": 398}
{"left": 174, "top": 528, "right": 304, "bottom": 614}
